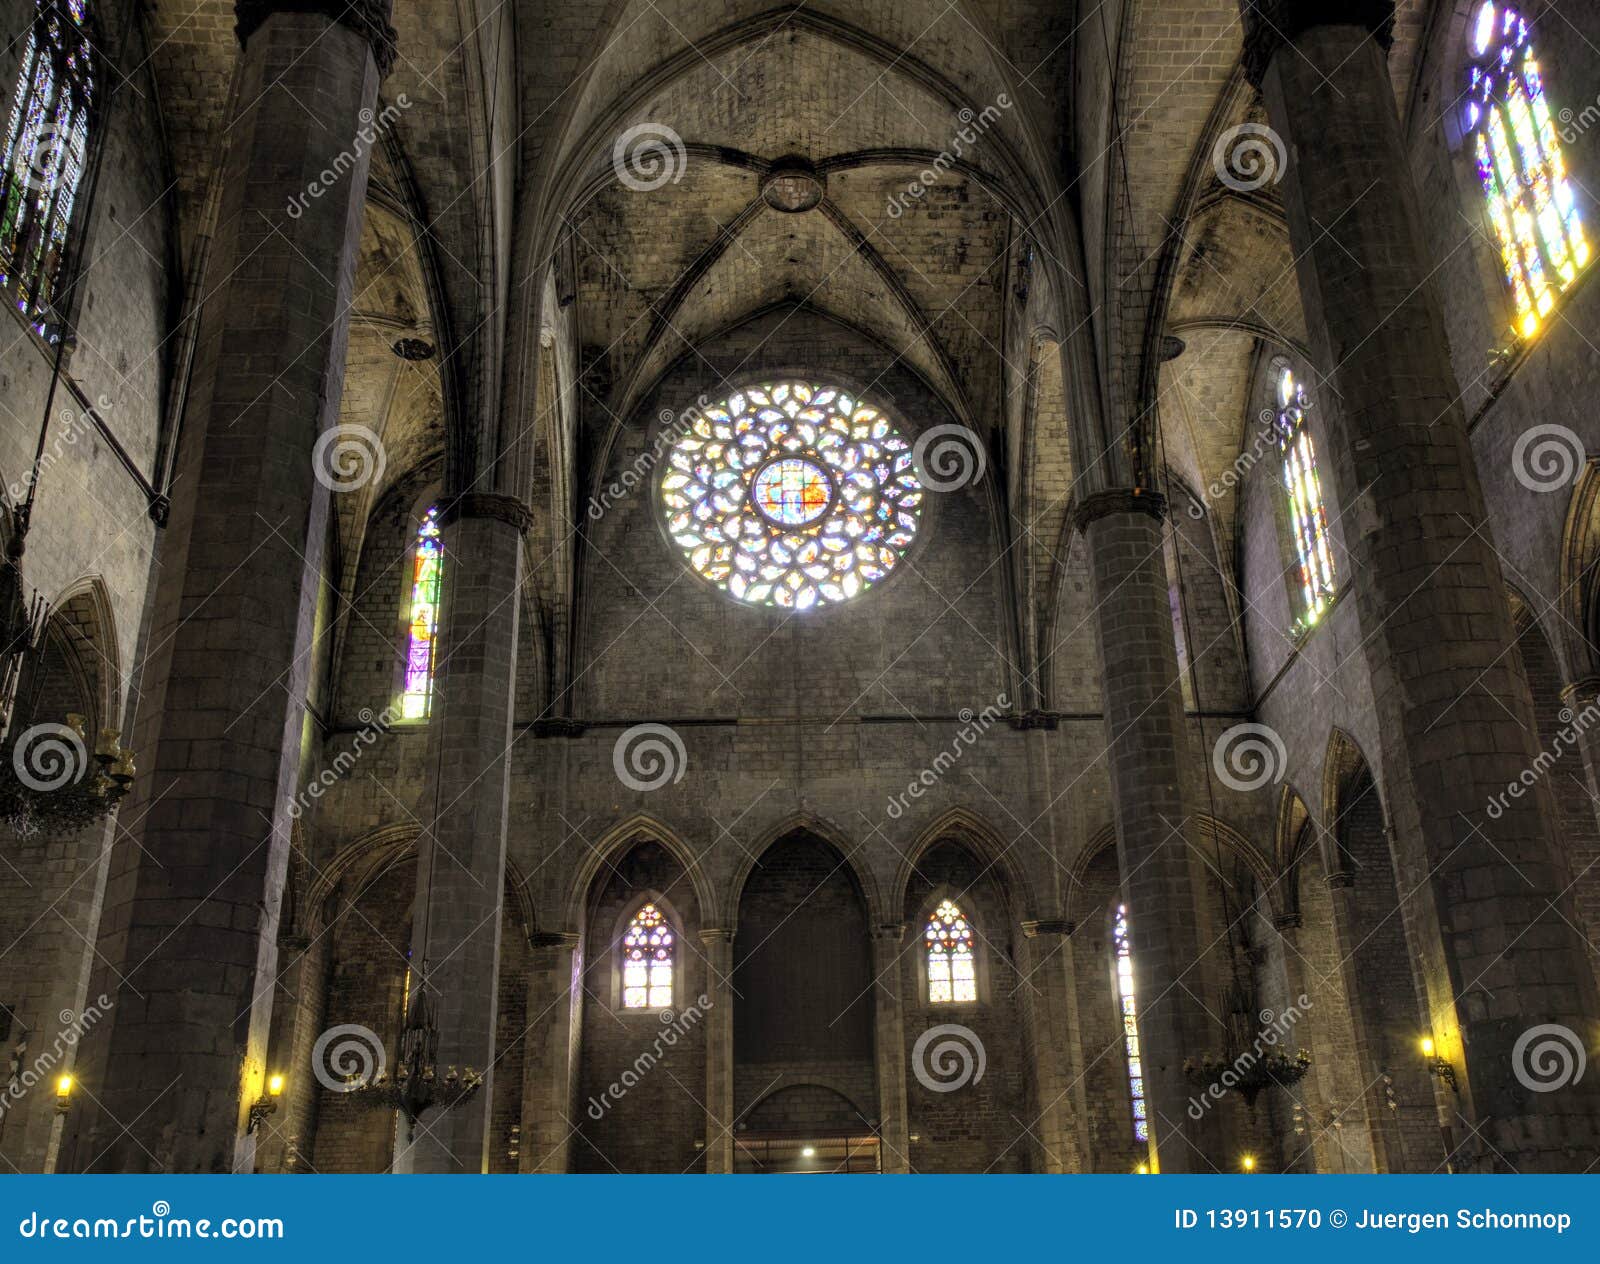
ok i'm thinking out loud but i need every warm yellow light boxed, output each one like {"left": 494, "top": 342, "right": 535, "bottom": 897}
{"left": 1240, "top": 1155, "right": 1256, "bottom": 1172}
{"left": 800, "top": 1146, "right": 816, "bottom": 1158}
{"left": 1420, "top": 1037, "right": 1436, "bottom": 1058}
{"left": 267, "top": 1074, "right": 284, "bottom": 1097}
{"left": 1135, "top": 1162, "right": 1150, "bottom": 1174}
{"left": 55, "top": 1074, "right": 72, "bottom": 1098}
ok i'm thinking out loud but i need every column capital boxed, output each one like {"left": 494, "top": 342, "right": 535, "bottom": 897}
{"left": 871, "top": 922, "right": 907, "bottom": 944}
{"left": 1238, "top": 0, "right": 1395, "bottom": 89}
{"left": 437, "top": 492, "right": 535, "bottom": 534}
{"left": 1073, "top": 488, "right": 1167, "bottom": 533}
{"left": 1021, "top": 918, "right": 1075, "bottom": 939}
{"left": 528, "top": 929, "right": 580, "bottom": 952}
{"left": 697, "top": 927, "right": 734, "bottom": 946}
{"left": 235, "top": 0, "right": 398, "bottom": 76}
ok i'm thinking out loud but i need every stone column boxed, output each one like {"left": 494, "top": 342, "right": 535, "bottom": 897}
{"left": 1078, "top": 489, "right": 1217, "bottom": 1173}
{"left": 520, "top": 930, "right": 580, "bottom": 1174}
{"left": 1019, "top": 920, "right": 1082, "bottom": 1172}
{"left": 1243, "top": 0, "right": 1600, "bottom": 1169}
{"left": 698, "top": 927, "right": 735, "bottom": 1173}
{"left": 870, "top": 923, "right": 911, "bottom": 1173}
{"left": 1557, "top": 676, "right": 1600, "bottom": 968}
{"left": 63, "top": 1, "right": 394, "bottom": 1174}
{"left": 400, "top": 497, "right": 528, "bottom": 1174}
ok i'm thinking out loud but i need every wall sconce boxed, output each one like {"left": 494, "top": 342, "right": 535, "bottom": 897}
{"left": 54, "top": 1073, "right": 72, "bottom": 1115}
{"left": 1421, "top": 1037, "right": 1458, "bottom": 1093}
{"left": 1240, "top": 1154, "right": 1257, "bottom": 1173}
{"left": 247, "top": 1073, "right": 284, "bottom": 1134}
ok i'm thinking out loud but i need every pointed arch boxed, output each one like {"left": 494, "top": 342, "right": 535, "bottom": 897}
{"left": 44, "top": 573, "right": 120, "bottom": 732}
{"left": 729, "top": 813, "right": 885, "bottom": 931}
{"left": 892, "top": 806, "right": 1034, "bottom": 924}
{"left": 564, "top": 812, "right": 717, "bottom": 932}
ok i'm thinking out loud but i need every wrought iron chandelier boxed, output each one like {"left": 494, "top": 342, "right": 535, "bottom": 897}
{"left": 346, "top": 985, "right": 482, "bottom": 1123}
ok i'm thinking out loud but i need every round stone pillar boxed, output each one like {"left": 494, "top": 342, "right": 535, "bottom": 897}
{"left": 1078, "top": 489, "right": 1219, "bottom": 1173}
{"left": 1242, "top": 0, "right": 1600, "bottom": 1169}
{"left": 64, "top": 0, "right": 394, "bottom": 1174}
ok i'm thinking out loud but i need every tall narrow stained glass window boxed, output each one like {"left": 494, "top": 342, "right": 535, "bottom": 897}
{"left": 401, "top": 504, "right": 441, "bottom": 720}
{"left": 1465, "top": 2, "right": 1589, "bottom": 340}
{"left": 925, "top": 898, "right": 976, "bottom": 1004}
{"left": 0, "top": 0, "right": 94, "bottom": 338}
{"left": 1113, "top": 904, "right": 1148, "bottom": 1144}
{"left": 1273, "top": 366, "right": 1335, "bottom": 629}
{"left": 622, "top": 902, "right": 673, "bottom": 1009}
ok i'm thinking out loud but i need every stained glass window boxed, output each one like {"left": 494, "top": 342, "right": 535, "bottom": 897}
{"left": 925, "top": 898, "right": 976, "bottom": 1003}
{"left": 401, "top": 504, "right": 441, "bottom": 720}
{"left": 1464, "top": 2, "right": 1589, "bottom": 340}
{"left": 659, "top": 381, "right": 924, "bottom": 610}
{"left": 622, "top": 902, "right": 673, "bottom": 1009}
{"left": 1114, "top": 905, "right": 1148, "bottom": 1144}
{"left": 1273, "top": 366, "right": 1335, "bottom": 629}
{"left": 0, "top": 0, "right": 94, "bottom": 339}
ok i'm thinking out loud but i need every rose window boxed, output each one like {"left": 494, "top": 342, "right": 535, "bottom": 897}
{"left": 659, "top": 381, "right": 924, "bottom": 609}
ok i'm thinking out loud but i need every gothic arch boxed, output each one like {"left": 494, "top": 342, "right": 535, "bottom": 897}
{"left": 892, "top": 806, "right": 1036, "bottom": 925}
{"left": 728, "top": 813, "right": 885, "bottom": 931}
{"left": 565, "top": 813, "right": 718, "bottom": 932}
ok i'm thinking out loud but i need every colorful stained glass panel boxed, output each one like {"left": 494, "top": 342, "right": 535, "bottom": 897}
{"left": 1114, "top": 905, "right": 1148, "bottom": 1144}
{"left": 401, "top": 505, "right": 441, "bottom": 720}
{"left": 925, "top": 898, "right": 976, "bottom": 1004}
{"left": 622, "top": 902, "right": 673, "bottom": 1009}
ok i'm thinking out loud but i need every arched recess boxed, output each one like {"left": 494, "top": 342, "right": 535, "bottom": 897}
{"left": 735, "top": 1083, "right": 879, "bottom": 1174}
{"left": 279, "top": 826, "right": 533, "bottom": 1175}
{"left": 728, "top": 814, "right": 884, "bottom": 933}
{"left": 564, "top": 814, "right": 719, "bottom": 933}
{"left": 1317, "top": 731, "right": 1438, "bottom": 1173}
{"left": 892, "top": 807, "right": 1036, "bottom": 924}
{"left": 731, "top": 827, "right": 876, "bottom": 1159}
{"left": 1558, "top": 460, "right": 1600, "bottom": 679}
{"left": 899, "top": 829, "right": 1034, "bottom": 1172}
{"left": 0, "top": 586, "right": 121, "bottom": 1174}
{"left": 1266, "top": 784, "right": 1374, "bottom": 1174}
{"left": 572, "top": 834, "right": 706, "bottom": 1174}
{"left": 1506, "top": 589, "right": 1600, "bottom": 973}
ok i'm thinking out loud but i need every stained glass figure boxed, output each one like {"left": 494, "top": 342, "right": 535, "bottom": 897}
{"left": 0, "top": 0, "right": 94, "bottom": 338}
{"left": 926, "top": 898, "right": 977, "bottom": 1004}
{"left": 1114, "top": 904, "right": 1148, "bottom": 1144}
{"left": 622, "top": 902, "right": 673, "bottom": 1009}
{"left": 659, "top": 381, "right": 924, "bottom": 609}
{"left": 401, "top": 504, "right": 441, "bottom": 720}
{"left": 1464, "top": 3, "right": 1589, "bottom": 339}
{"left": 1273, "top": 367, "right": 1335, "bottom": 629}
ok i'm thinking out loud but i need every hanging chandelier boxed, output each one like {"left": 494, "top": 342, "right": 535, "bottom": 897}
{"left": 346, "top": 985, "right": 482, "bottom": 1123}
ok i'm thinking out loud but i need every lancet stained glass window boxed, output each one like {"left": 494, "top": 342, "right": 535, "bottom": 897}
{"left": 1113, "top": 904, "right": 1148, "bottom": 1144}
{"left": 401, "top": 505, "right": 441, "bottom": 720}
{"left": 926, "top": 898, "right": 976, "bottom": 1004}
{"left": 1274, "top": 366, "right": 1335, "bottom": 629}
{"left": 0, "top": 0, "right": 93, "bottom": 338}
{"left": 659, "top": 381, "right": 924, "bottom": 610}
{"left": 1465, "top": 2, "right": 1589, "bottom": 340}
{"left": 622, "top": 902, "right": 673, "bottom": 1009}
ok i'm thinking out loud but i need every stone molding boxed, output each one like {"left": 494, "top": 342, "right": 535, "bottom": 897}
{"left": 235, "top": 0, "right": 398, "bottom": 75}
{"left": 1021, "top": 918, "right": 1074, "bottom": 938}
{"left": 437, "top": 492, "right": 535, "bottom": 534}
{"left": 1239, "top": 0, "right": 1395, "bottom": 89}
{"left": 528, "top": 929, "right": 580, "bottom": 951}
{"left": 1072, "top": 488, "right": 1167, "bottom": 533}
